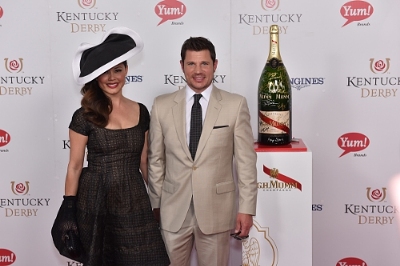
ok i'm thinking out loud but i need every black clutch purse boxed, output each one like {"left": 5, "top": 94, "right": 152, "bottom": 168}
{"left": 65, "top": 230, "right": 83, "bottom": 259}
{"left": 51, "top": 196, "right": 85, "bottom": 263}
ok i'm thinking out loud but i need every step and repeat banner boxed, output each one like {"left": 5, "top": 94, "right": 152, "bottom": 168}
{"left": 1, "top": 0, "right": 400, "bottom": 265}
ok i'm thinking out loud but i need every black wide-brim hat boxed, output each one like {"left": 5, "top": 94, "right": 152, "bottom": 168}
{"left": 72, "top": 27, "right": 144, "bottom": 85}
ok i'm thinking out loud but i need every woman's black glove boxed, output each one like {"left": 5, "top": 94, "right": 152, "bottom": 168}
{"left": 61, "top": 196, "right": 78, "bottom": 233}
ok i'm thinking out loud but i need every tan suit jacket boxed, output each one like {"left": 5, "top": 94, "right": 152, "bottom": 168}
{"left": 148, "top": 86, "right": 257, "bottom": 234}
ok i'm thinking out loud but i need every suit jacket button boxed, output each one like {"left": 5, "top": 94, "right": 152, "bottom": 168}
{"left": 192, "top": 166, "right": 197, "bottom": 170}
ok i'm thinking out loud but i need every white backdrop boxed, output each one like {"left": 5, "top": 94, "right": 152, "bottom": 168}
{"left": 1, "top": 0, "right": 400, "bottom": 265}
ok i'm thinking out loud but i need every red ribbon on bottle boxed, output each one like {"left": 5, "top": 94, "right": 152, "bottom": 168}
{"left": 259, "top": 111, "right": 290, "bottom": 134}
{"left": 263, "top": 165, "right": 302, "bottom": 191}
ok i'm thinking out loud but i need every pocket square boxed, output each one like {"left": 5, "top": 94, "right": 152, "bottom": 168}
{"left": 213, "top": 125, "right": 229, "bottom": 129}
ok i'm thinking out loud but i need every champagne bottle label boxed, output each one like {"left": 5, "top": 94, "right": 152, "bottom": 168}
{"left": 259, "top": 111, "right": 290, "bottom": 134}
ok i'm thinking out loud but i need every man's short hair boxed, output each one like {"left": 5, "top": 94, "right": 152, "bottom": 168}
{"left": 180, "top": 37, "right": 216, "bottom": 63}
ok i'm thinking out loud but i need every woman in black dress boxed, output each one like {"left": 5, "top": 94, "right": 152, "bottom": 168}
{"left": 60, "top": 27, "right": 169, "bottom": 266}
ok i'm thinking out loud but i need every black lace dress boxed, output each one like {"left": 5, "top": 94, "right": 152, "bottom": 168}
{"left": 69, "top": 104, "right": 169, "bottom": 266}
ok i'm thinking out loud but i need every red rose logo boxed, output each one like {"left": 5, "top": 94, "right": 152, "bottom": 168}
{"left": 82, "top": 0, "right": 92, "bottom": 7}
{"left": 15, "top": 183, "right": 26, "bottom": 194}
{"left": 374, "top": 60, "right": 386, "bottom": 72}
{"left": 9, "top": 60, "right": 20, "bottom": 71}
{"left": 78, "top": 0, "right": 96, "bottom": 9}
{"left": 265, "top": 0, "right": 276, "bottom": 8}
{"left": 371, "top": 189, "right": 382, "bottom": 200}
{"left": 0, "top": 6, "right": 4, "bottom": 19}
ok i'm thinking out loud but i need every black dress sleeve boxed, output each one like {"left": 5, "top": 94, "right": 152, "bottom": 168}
{"left": 139, "top": 103, "right": 150, "bottom": 131}
{"left": 68, "top": 108, "right": 90, "bottom": 136}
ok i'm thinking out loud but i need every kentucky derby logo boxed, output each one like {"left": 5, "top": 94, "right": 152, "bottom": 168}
{"left": 4, "top": 58, "right": 23, "bottom": 73}
{"left": 370, "top": 58, "right": 390, "bottom": 74}
{"left": 366, "top": 187, "right": 386, "bottom": 202}
{"left": 261, "top": 0, "right": 280, "bottom": 11}
{"left": 11, "top": 181, "right": 30, "bottom": 196}
{"left": 242, "top": 220, "right": 278, "bottom": 266}
{"left": 78, "top": 0, "right": 96, "bottom": 9}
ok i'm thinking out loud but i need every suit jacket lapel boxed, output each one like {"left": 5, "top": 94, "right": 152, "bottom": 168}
{"left": 172, "top": 89, "right": 192, "bottom": 160}
{"left": 195, "top": 86, "right": 222, "bottom": 161}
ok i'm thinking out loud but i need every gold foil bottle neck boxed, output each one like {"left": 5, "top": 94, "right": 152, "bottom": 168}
{"left": 269, "top": 25, "right": 279, "bottom": 34}
{"left": 267, "top": 24, "right": 282, "bottom": 62}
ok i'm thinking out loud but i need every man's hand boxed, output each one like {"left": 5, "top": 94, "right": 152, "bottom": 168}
{"left": 234, "top": 213, "right": 253, "bottom": 237}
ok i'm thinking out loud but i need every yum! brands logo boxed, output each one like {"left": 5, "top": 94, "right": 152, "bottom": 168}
{"left": 155, "top": 0, "right": 186, "bottom": 26}
{"left": 340, "top": 0, "right": 373, "bottom": 27}
{"left": 0, "top": 129, "right": 11, "bottom": 152}
{"left": 346, "top": 58, "right": 399, "bottom": 98}
{"left": 0, "top": 249, "right": 16, "bottom": 265}
{"left": 337, "top": 132, "right": 369, "bottom": 158}
{"left": 344, "top": 187, "right": 396, "bottom": 226}
{"left": 337, "top": 257, "right": 367, "bottom": 266}
{"left": 258, "top": 165, "right": 302, "bottom": 191}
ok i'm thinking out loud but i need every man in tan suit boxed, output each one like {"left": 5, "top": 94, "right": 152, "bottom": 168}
{"left": 148, "top": 37, "right": 257, "bottom": 266}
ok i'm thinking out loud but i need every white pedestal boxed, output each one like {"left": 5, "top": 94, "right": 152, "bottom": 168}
{"left": 242, "top": 139, "right": 312, "bottom": 266}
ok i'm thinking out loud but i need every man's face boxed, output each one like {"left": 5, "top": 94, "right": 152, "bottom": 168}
{"left": 180, "top": 50, "right": 218, "bottom": 93}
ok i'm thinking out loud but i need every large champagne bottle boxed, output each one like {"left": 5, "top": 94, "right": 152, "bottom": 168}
{"left": 258, "top": 24, "right": 292, "bottom": 145}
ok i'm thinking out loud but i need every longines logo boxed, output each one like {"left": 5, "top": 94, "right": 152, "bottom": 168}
{"left": 344, "top": 187, "right": 395, "bottom": 225}
{"left": 0, "top": 181, "right": 51, "bottom": 218}
{"left": 346, "top": 58, "right": 399, "bottom": 98}
{"left": 290, "top": 77, "right": 325, "bottom": 90}
{"left": 238, "top": 0, "right": 302, "bottom": 35}
{"left": 125, "top": 75, "right": 143, "bottom": 84}
{"left": 258, "top": 165, "right": 302, "bottom": 191}
{"left": 56, "top": 0, "right": 118, "bottom": 33}
{"left": 1, "top": 58, "right": 45, "bottom": 96}
{"left": 242, "top": 220, "right": 278, "bottom": 266}
{"left": 164, "top": 74, "right": 227, "bottom": 90}
{"left": 155, "top": 0, "right": 186, "bottom": 26}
